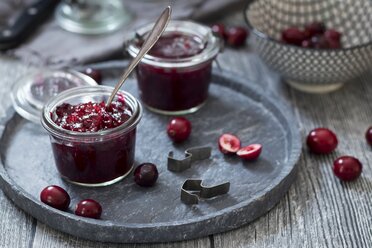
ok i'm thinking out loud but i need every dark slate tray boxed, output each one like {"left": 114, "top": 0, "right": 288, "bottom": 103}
{"left": 0, "top": 62, "right": 302, "bottom": 243}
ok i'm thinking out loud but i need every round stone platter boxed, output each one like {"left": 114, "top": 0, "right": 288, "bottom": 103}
{"left": 0, "top": 61, "right": 302, "bottom": 243}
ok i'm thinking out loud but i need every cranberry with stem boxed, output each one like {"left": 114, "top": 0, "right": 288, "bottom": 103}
{"left": 226, "top": 26, "right": 249, "bottom": 47}
{"left": 167, "top": 117, "right": 192, "bottom": 143}
{"left": 134, "top": 163, "right": 159, "bottom": 187}
{"left": 307, "top": 128, "right": 338, "bottom": 154}
{"left": 218, "top": 133, "right": 241, "bottom": 154}
{"left": 237, "top": 144, "right": 262, "bottom": 160}
{"left": 40, "top": 185, "right": 70, "bottom": 211}
{"left": 366, "top": 126, "right": 372, "bottom": 146}
{"left": 75, "top": 199, "right": 102, "bottom": 219}
{"left": 333, "top": 156, "right": 362, "bottom": 181}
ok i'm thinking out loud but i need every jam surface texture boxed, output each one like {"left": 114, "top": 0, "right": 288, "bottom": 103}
{"left": 52, "top": 98, "right": 132, "bottom": 132}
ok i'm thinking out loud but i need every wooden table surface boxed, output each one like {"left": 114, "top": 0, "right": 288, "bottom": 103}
{"left": 1, "top": 12, "right": 372, "bottom": 248}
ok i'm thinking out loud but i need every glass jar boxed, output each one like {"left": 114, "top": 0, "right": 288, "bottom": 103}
{"left": 41, "top": 86, "right": 142, "bottom": 187}
{"left": 55, "top": 0, "right": 131, "bottom": 34}
{"left": 127, "top": 21, "right": 221, "bottom": 115}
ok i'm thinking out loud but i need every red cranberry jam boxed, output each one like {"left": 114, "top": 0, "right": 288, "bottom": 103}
{"left": 136, "top": 32, "right": 209, "bottom": 113}
{"left": 128, "top": 21, "right": 221, "bottom": 114}
{"left": 42, "top": 86, "right": 142, "bottom": 186}
{"left": 52, "top": 99, "right": 132, "bottom": 132}
{"left": 50, "top": 100, "right": 135, "bottom": 185}
{"left": 136, "top": 61, "right": 211, "bottom": 113}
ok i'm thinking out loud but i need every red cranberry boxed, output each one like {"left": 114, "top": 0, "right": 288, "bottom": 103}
{"left": 366, "top": 126, "right": 372, "bottom": 146}
{"left": 167, "top": 117, "right": 192, "bottom": 142}
{"left": 211, "top": 23, "right": 226, "bottom": 39}
{"left": 324, "top": 29, "right": 342, "bottom": 49}
{"left": 134, "top": 163, "right": 159, "bottom": 187}
{"left": 281, "top": 27, "right": 307, "bottom": 46}
{"left": 307, "top": 128, "right": 338, "bottom": 154}
{"left": 218, "top": 133, "right": 241, "bottom": 154}
{"left": 75, "top": 199, "right": 102, "bottom": 219}
{"left": 237, "top": 144, "right": 262, "bottom": 160}
{"left": 40, "top": 185, "right": 70, "bottom": 211}
{"left": 333, "top": 156, "right": 362, "bottom": 181}
{"left": 324, "top": 29, "right": 342, "bottom": 42}
{"left": 84, "top": 68, "right": 102, "bottom": 84}
{"left": 305, "top": 22, "right": 326, "bottom": 37}
{"left": 226, "top": 26, "right": 249, "bottom": 47}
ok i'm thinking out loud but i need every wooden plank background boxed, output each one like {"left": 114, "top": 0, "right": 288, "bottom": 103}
{"left": 0, "top": 11, "right": 371, "bottom": 248}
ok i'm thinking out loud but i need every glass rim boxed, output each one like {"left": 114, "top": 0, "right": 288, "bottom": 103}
{"left": 127, "top": 20, "right": 221, "bottom": 68}
{"left": 41, "top": 85, "right": 142, "bottom": 141}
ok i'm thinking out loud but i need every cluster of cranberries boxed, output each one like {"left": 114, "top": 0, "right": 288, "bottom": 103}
{"left": 218, "top": 133, "right": 262, "bottom": 160}
{"left": 211, "top": 24, "right": 249, "bottom": 48}
{"left": 306, "top": 127, "right": 370, "bottom": 181}
{"left": 40, "top": 162, "right": 160, "bottom": 217}
{"left": 281, "top": 22, "right": 342, "bottom": 49}
{"left": 165, "top": 117, "right": 262, "bottom": 160}
{"left": 40, "top": 185, "right": 102, "bottom": 219}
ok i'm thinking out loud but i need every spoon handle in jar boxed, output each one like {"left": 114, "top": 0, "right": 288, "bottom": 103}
{"left": 106, "top": 6, "right": 172, "bottom": 106}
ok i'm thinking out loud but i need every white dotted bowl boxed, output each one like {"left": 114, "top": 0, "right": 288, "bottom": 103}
{"left": 244, "top": 0, "right": 372, "bottom": 93}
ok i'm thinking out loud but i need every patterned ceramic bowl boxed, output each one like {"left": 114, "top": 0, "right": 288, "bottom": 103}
{"left": 244, "top": 0, "right": 372, "bottom": 93}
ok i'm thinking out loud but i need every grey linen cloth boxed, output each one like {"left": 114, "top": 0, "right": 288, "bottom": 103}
{"left": 0, "top": 0, "right": 246, "bottom": 66}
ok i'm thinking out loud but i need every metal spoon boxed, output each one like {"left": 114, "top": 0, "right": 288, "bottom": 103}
{"left": 106, "top": 6, "right": 172, "bottom": 107}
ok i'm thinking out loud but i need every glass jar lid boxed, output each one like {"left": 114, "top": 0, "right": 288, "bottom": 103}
{"left": 11, "top": 69, "right": 97, "bottom": 124}
{"left": 127, "top": 20, "right": 222, "bottom": 68}
{"left": 55, "top": 0, "right": 132, "bottom": 34}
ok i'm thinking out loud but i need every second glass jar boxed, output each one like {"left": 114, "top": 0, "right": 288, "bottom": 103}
{"left": 127, "top": 21, "right": 221, "bottom": 115}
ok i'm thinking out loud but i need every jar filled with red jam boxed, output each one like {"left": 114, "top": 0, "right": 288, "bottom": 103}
{"left": 41, "top": 86, "right": 142, "bottom": 187}
{"left": 127, "top": 21, "right": 221, "bottom": 115}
